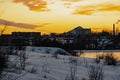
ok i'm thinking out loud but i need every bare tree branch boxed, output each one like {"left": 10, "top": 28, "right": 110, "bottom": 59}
{"left": 0, "top": 25, "right": 7, "bottom": 35}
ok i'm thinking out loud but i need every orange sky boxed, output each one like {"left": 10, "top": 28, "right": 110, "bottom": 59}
{"left": 0, "top": 0, "right": 120, "bottom": 34}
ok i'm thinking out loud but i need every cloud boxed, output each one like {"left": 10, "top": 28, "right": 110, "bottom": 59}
{"left": 62, "top": 0, "right": 83, "bottom": 8}
{"left": 73, "top": 3, "right": 120, "bottom": 15}
{"left": 62, "top": 0, "right": 82, "bottom": 2}
{"left": 98, "top": 4, "right": 120, "bottom": 11}
{"left": 36, "top": 23, "right": 50, "bottom": 28}
{"left": 12, "top": 0, "right": 50, "bottom": 12}
{"left": 0, "top": 19, "right": 37, "bottom": 29}
{"left": 73, "top": 9, "right": 93, "bottom": 15}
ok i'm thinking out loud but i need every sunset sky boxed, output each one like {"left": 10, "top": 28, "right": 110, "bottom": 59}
{"left": 0, "top": 0, "right": 120, "bottom": 34}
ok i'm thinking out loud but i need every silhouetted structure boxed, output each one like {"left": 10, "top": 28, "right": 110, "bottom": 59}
{"left": 0, "top": 26, "right": 120, "bottom": 50}
{"left": 67, "top": 26, "right": 91, "bottom": 37}
{"left": 113, "top": 24, "right": 115, "bottom": 36}
{"left": 0, "top": 34, "right": 11, "bottom": 46}
{"left": 11, "top": 32, "right": 41, "bottom": 46}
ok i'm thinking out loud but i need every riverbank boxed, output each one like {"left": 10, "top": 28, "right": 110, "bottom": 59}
{"left": 76, "top": 50, "right": 120, "bottom": 60}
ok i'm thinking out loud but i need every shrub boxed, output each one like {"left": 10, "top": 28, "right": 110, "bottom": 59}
{"left": 69, "top": 57, "right": 78, "bottom": 64}
{"left": 94, "top": 54, "right": 104, "bottom": 64}
{"left": 88, "top": 64, "right": 104, "bottom": 80}
{"left": 94, "top": 58, "right": 100, "bottom": 64}
{"left": 0, "top": 48, "right": 8, "bottom": 78}
{"left": 104, "top": 53, "right": 118, "bottom": 66}
{"left": 31, "top": 66, "right": 37, "bottom": 73}
{"left": 55, "top": 49, "right": 67, "bottom": 55}
{"left": 65, "top": 57, "right": 78, "bottom": 80}
{"left": 97, "top": 54, "right": 104, "bottom": 60}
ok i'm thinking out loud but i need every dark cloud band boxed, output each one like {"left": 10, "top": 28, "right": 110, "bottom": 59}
{"left": 0, "top": 19, "right": 37, "bottom": 29}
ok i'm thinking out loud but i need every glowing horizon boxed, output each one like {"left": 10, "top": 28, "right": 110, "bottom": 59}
{"left": 0, "top": 0, "right": 120, "bottom": 35}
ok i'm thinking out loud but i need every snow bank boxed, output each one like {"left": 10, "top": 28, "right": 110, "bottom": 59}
{"left": 2, "top": 47, "right": 120, "bottom": 80}
{"left": 25, "top": 46, "right": 69, "bottom": 55}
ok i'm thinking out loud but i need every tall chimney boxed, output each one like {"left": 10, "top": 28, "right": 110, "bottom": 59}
{"left": 113, "top": 24, "right": 115, "bottom": 35}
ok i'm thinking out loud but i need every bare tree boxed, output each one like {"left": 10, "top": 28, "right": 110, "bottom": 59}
{"left": 65, "top": 57, "right": 78, "bottom": 80}
{"left": 88, "top": 64, "right": 104, "bottom": 80}
{"left": 0, "top": 0, "right": 8, "bottom": 36}
{"left": 104, "top": 53, "right": 118, "bottom": 66}
{"left": 19, "top": 51, "right": 26, "bottom": 70}
{"left": 42, "top": 62, "right": 51, "bottom": 78}
{"left": 0, "top": 25, "right": 7, "bottom": 36}
{"left": 0, "top": 47, "right": 8, "bottom": 78}
{"left": 17, "top": 47, "right": 26, "bottom": 70}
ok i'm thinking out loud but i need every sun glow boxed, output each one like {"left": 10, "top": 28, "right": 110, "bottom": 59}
{"left": 0, "top": 0, "right": 120, "bottom": 34}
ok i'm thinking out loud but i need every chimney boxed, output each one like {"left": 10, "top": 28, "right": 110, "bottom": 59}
{"left": 113, "top": 24, "right": 115, "bottom": 35}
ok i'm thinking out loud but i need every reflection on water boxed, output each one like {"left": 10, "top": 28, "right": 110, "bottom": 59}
{"left": 77, "top": 50, "right": 120, "bottom": 60}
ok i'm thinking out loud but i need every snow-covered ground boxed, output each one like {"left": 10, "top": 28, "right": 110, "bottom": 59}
{"left": 26, "top": 46, "right": 69, "bottom": 55}
{"left": 2, "top": 47, "right": 120, "bottom": 80}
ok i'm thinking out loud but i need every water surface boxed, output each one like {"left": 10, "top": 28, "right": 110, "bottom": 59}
{"left": 77, "top": 50, "right": 120, "bottom": 60}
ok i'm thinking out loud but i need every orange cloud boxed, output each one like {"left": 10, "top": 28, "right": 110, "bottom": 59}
{"left": 62, "top": 0, "right": 83, "bottom": 8}
{"left": 73, "top": 3, "right": 120, "bottom": 15}
{"left": 62, "top": 0, "right": 82, "bottom": 2}
{"left": 98, "top": 3, "right": 120, "bottom": 11}
{"left": 73, "top": 9, "right": 93, "bottom": 15}
{"left": 12, "top": 0, "right": 50, "bottom": 12}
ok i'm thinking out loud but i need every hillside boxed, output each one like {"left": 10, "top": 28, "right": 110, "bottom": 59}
{"left": 26, "top": 46, "right": 69, "bottom": 55}
{"left": 2, "top": 47, "right": 120, "bottom": 80}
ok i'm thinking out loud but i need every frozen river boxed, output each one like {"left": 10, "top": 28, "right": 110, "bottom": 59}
{"left": 76, "top": 50, "right": 120, "bottom": 60}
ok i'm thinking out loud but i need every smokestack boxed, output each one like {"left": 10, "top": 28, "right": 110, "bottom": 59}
{"left": 113, "top": 24, "right": 115, "bottom": 35}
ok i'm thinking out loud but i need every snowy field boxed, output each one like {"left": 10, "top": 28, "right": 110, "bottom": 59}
{"left": 2, "top": 47, "right": 120, "bottom": 80}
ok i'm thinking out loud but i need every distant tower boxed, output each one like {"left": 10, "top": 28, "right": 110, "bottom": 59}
{"left": 113, "top": 24, "right": 115, "bottom": 35}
